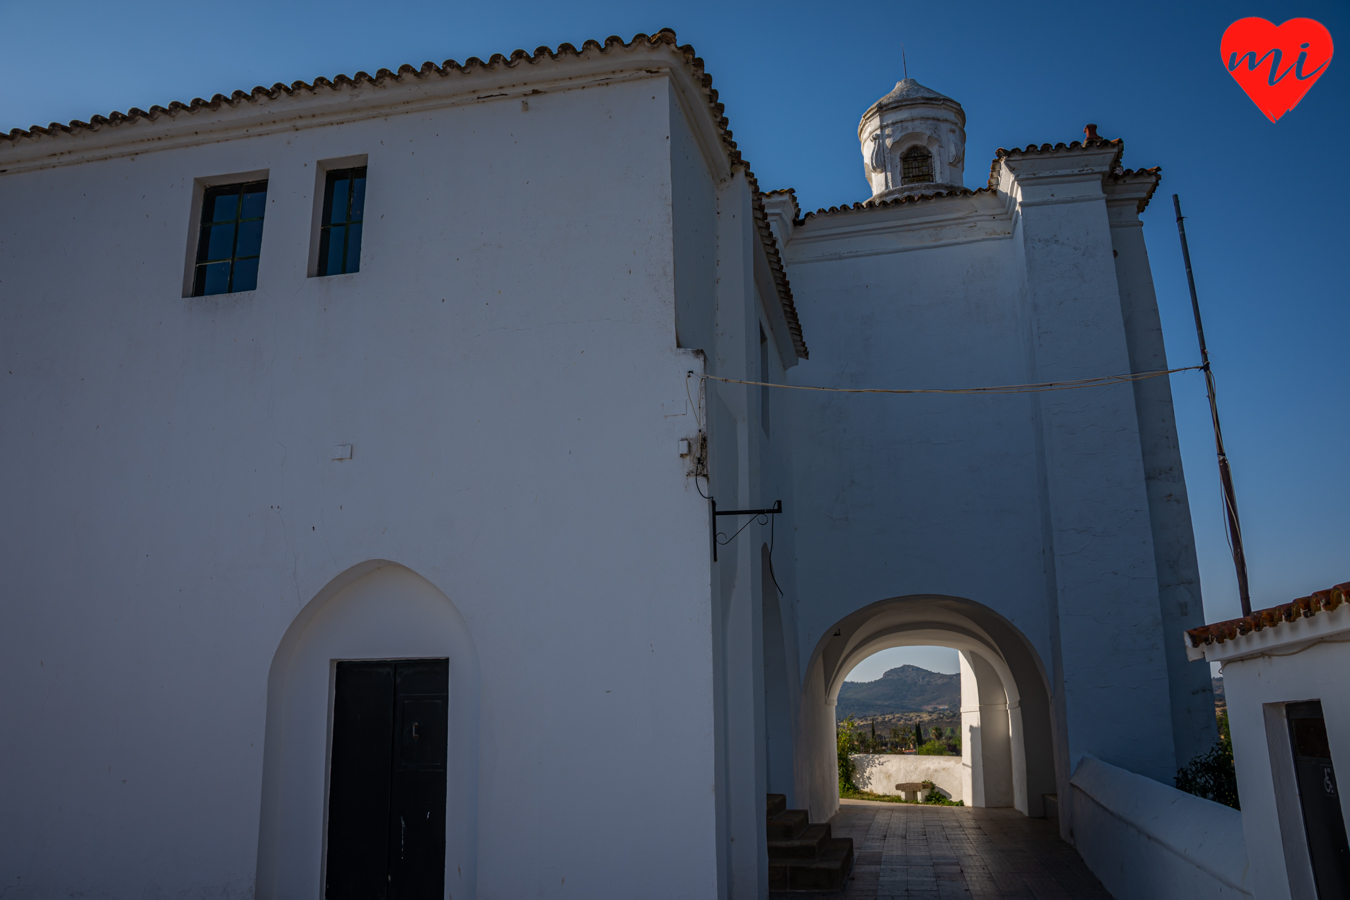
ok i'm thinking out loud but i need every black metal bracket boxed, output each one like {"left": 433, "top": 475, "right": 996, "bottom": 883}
{"left": 710, "top": 499, "right": 782, "bottom": 561}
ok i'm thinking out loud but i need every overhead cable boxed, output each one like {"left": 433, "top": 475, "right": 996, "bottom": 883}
{"left": 687, "top": 365, "right": 1203, "bottom": 396}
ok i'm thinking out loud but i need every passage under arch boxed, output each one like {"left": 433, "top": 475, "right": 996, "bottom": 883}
{"left": 800, "top": 595, "right": 1056, "bottom": 824}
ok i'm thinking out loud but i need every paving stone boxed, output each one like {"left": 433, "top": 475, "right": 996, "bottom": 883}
{"left": 770, "top": 801, "right": 1113, "bottom": 899}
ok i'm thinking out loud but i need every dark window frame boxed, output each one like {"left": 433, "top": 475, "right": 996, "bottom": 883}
{"left": 192, "top": 180, "right": 268, "bottom": 297}
{"left": 317, "top": 167, "right": 367, "bottom": 277}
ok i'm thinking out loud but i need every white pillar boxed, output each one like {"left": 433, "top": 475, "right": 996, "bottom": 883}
{"left": 959, "top": 652, "right": 982, "bottom": 806}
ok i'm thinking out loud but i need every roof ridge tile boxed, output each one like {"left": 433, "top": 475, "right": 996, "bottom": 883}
{"left": 1187, "top": 581, "right": 1350, "bottom": 648}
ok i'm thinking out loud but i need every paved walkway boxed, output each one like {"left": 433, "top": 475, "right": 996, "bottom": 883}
{"left": 777, "top": 799, "right": 1113, "bottom": 899}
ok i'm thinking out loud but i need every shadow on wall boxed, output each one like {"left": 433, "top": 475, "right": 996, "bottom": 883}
{"left": 852, "top": 753, "right": 965, "bottom": 803}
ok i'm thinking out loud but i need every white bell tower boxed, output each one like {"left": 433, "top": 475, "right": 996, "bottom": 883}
{"left": 858, "top": 79, "right": 967, "bottom": 201}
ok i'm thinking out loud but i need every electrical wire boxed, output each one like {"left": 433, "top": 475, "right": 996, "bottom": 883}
{"left": 685, "top": 367, "right": 703, "bottom": 429}
{"left": 687, "top": 365, "right": 1202, "bottom": 396}
{"left": 694, "top": 472, "right": 711, "bottom": 500}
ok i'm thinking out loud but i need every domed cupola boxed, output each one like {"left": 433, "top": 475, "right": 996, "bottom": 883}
{"left": 859, "top": 79, "right": 966, "bottom": 201}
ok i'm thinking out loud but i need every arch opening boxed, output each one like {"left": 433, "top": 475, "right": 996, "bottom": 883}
{"left": 836, "top": 646, "right": 967, "bottom": 803}
{"left": 796, "top": 595, "right": 1057, "bottom": 825}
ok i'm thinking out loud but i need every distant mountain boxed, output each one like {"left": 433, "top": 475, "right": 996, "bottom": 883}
{"left": 836, "top": 665, "right": 960, "bottom": 721}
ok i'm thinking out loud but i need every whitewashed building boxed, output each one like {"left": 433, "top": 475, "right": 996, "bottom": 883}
{"left": 2, "top": 29, "right": 1219, "bottom": 899}
{"left": 1186, "top": 582, "right": 1350, "bottom": 900}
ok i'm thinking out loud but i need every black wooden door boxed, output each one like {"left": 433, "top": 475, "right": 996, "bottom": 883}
{"left": 326, "top": 659, "right": 448, "bottom": 900}
{"left": 1287, "top": 701, "right": 1350, "bottom": 899}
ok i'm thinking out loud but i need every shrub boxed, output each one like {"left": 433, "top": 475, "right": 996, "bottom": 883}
{"left": 838, "top": 717, "right": 858, "bottom": 792}
{"left": 1175, "top": 733, "right": 1240, "bottom": 810}
{"left": 915, "top": 738, "right": 957, "bottom": 756}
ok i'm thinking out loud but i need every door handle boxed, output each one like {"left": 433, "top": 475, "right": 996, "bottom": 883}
{"left": 412, "top": 722, "right": 419, "bottom": 739}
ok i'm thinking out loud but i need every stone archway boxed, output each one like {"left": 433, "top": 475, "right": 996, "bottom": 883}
{"left": 254, "top": 561, "right": 481, "bottom": 900}
{"left": 797, "top": 595, "right": 1058, "bottom": 825}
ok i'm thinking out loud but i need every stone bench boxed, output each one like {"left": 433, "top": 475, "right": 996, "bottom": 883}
{"left": 895, "top": 782, "right": 931, "bottom": 802}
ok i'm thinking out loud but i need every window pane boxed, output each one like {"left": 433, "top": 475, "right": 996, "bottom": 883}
{"left": 202, "top": 223, "right": 236, "bottom": 262}
{"left": 349, "top": 174, "right": 366, "bottom": 222}
{"left": 231, "top": 257, "right": 259, "bottom": 293}
{"left": 198, "top": 261, "right": 231, "bottom": 296}
{"left": 316, "top": 226, "right": 332, "bottom": 276}
{"left": 240, "top": 184, "right": 267, "bottom": 219}
{"left": 901, "top": 148, "right": 934, "bottom": 184}
{"left": 235, "top": 218, "right": 265, "bottom": 258}
{"left": 324, "top": 226, "right": 346, "bottom": 276}
{"left": 344, "top": 222, "right": 362, "bottom": 273}
{"left": 328, "top": 178, "right": 349, "bottom": 224}
{"left": 208, "top": 189, "right": 240, "bottom": 223}
{"left": 193, "top": 179, "right": 268, "bottom": 296}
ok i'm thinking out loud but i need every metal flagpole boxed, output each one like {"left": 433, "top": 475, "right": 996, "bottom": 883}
{"left": 1173, "top": 193, "right": 1252, "bottom": 617}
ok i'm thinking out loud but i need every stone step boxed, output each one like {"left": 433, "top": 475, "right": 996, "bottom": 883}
{"left": 768, "top": 838, "right": 854, "bottom": 892}
{"left": 766, "top": 808, "right": 809, "bottom": 841}
{"left": 767, "top": 823, "right": 831, "bottom": 860}
{"left": 766, "top": 793, "right": 787, "bottom": 818}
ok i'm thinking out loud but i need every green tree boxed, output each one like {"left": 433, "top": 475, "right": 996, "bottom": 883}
{"left": 838, "top": 717, "right": 858, "bottom": 791}
{"left": 913, "top": 723, "right": 923, "bottom": 747}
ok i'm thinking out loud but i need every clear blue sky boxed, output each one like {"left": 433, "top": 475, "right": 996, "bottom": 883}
{"left": 4, "top": 0, "right": 1345, "bottom": 629}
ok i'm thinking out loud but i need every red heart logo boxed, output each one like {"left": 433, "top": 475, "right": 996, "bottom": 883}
{"left": 1221, "top": 18, "right": 1334, "bottom": 122}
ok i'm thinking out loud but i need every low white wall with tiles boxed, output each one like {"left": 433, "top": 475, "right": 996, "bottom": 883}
{"left": 851, "top": 754, "right": 964, "bottom": 802}
{"left": 1070, "top": 756, "right": 1251, "bottom": 899}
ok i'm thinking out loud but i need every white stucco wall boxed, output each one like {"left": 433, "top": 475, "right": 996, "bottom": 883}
{"left": 1106, "top": 180, "right": 1216, "bottom": 769}
{"left": 1071, "top": 756, "right": 1251, "bottom": 899}
{"left": 852, "top": 754, "right": 964, "bottom": 802}
{"left": 0, "top": 67, "right": 736, "bottom": 899}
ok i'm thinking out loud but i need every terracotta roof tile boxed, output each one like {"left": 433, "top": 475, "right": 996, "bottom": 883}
{"left": 1186, "top": 582, "right": 1350, "bottom": 649}
{"left": 798, "top": 186, "right": 995, "bottom": 224}
{"left": 1108, "top": 166, "right": 1163, "bottom": 213}
{"left": 986, "top": 137, "right": 1124, "bottom": 188}
{"left": 791, "top": 134, "right": 1140, "bottom": 223}
{"left": 765, "top": 188, "right": 801, "bottom": 221}
{"left": 0, "top": 29, "right": 807, "bottom": 360}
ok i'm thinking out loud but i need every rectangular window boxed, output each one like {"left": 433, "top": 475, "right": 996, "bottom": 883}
{"left": 193, "top": 180, "right": 267, "bottom": 296}
{"left": 317, "top": 167, "right": 367, "bottom": 276}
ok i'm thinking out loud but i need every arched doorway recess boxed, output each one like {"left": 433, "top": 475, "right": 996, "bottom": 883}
{"left": 254, "top": 561, "right": 481, "bottom": 900}
{"left": 798, "top": 595, "right": 1058, "bottom": 824}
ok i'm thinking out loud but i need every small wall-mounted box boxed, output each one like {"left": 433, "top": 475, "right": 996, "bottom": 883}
{"left": 333, "top": 444, "right": 353, "bottom": 461}
{"left": 678, "top": 439, "right": 692, "bottom": 457}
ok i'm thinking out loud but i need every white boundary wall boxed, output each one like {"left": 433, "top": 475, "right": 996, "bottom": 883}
{"left": 852, "top": 754, "right": 963, "bottom": 802}
{"left": 1070, "top": 756, "right": 1251, "bottom": 899}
